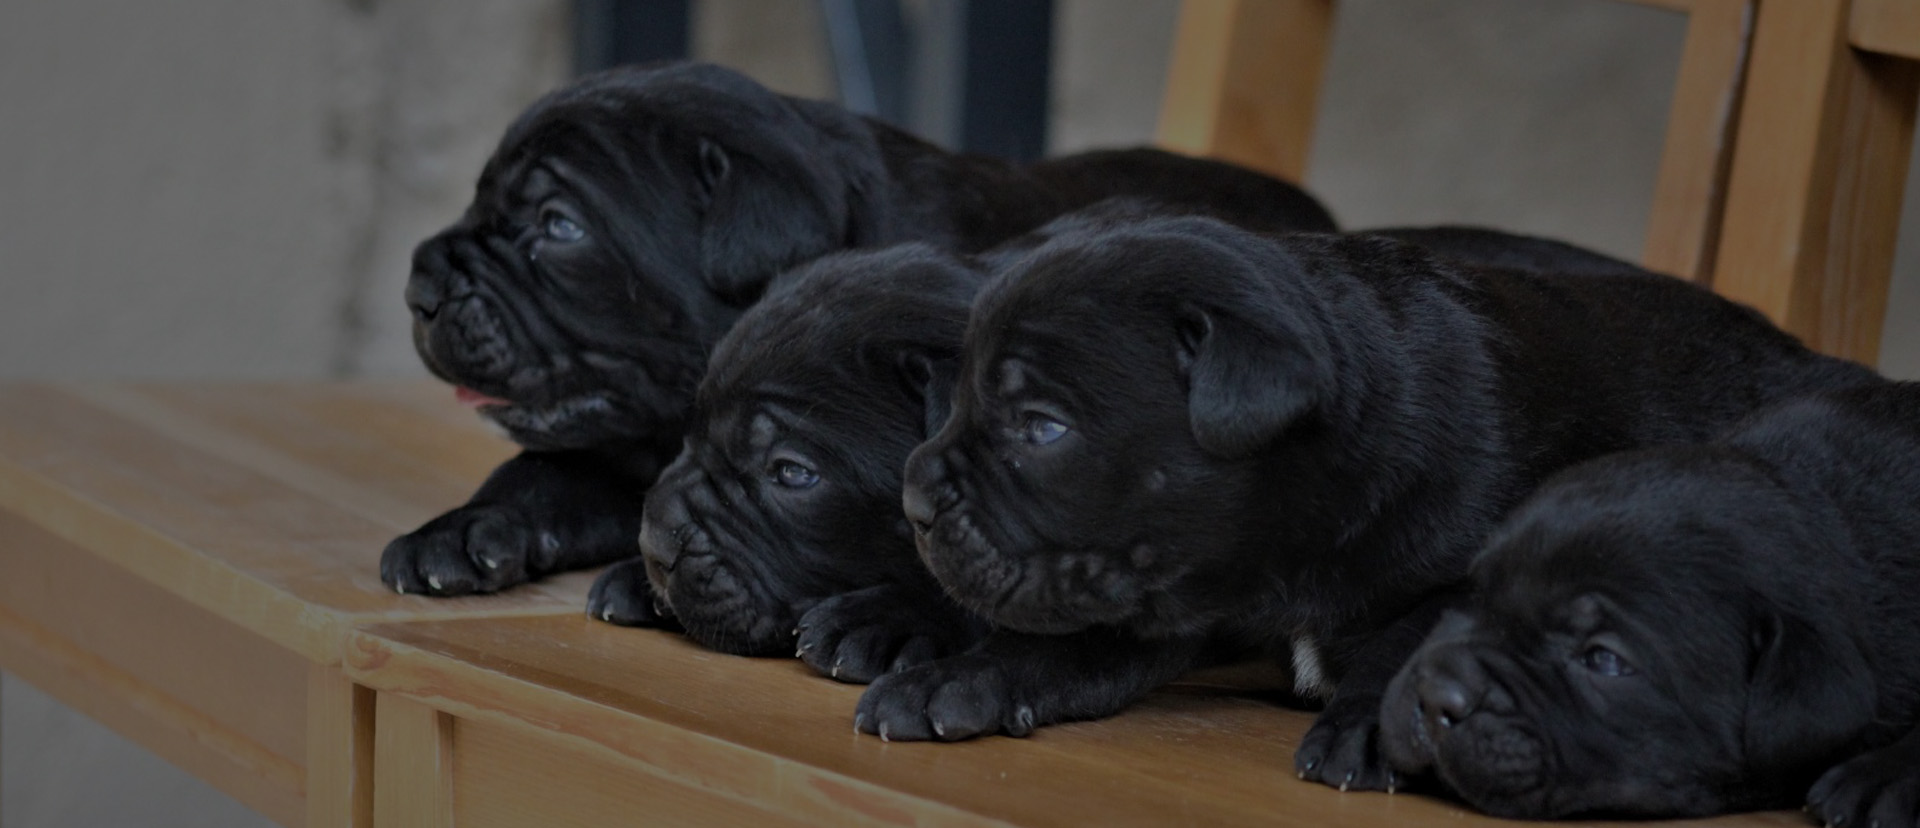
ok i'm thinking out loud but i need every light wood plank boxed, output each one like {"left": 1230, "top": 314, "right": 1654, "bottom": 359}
{"left": 0, "top": 603, "right": 305, "bottom": 827}
{"left": 1641, "top": 0, "right": 1756, "bottom": 281}
{"left": 453, "top": 716, "right": 830, "bottom": 828}
{"left": 1156, "top": 0, "right": 1333, "bottom": 182}
{"left": 307, "top": 665, "right": 374, "bottom": 828}
{"left": 346, "top": 616, "right": 1802, "bottom": 828}
{"left": 0, "top": 383, "right": 592, "bottom": 663}
{"left": 374, "top": 694, "right": 454, "bottom": 828}
{"left": 1853, "top": 0, "right": 1920, "bottom": 59}
{"left": 0, "top": 511, "right": 308, "bottom": 769}
{"left": 1712, "top": 0, "right": 1919, "bottom": 364}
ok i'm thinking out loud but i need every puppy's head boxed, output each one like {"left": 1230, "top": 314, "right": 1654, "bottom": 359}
{"left": 1379, "top": 449, "right": 1878, "bottom": 818}
{"left": 901, "top": 215, "right": 1341, "bottom": 638}
{"left": 637, "top": 246, "right": 980, "bottom": 654}
{"left": 406, "top": 61, "right": 890, "bottom": 451}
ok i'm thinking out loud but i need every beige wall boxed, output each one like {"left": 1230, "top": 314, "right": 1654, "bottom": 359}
{"left": 0, "top": 1, "right": 1916, "bottom": 825}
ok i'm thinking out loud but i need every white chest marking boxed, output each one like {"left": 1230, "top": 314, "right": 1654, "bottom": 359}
{"left": 1291, "top": 634, "right": 1334, "bottom": 700}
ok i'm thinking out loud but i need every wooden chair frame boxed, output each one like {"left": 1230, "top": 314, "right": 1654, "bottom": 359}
{"left": 1157, "top": 0, "right": 1918, "bottom": 366}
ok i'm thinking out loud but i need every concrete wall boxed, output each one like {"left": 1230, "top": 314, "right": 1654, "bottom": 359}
{"left": 1, "top": 1, "right": 1916, "bottom": 825}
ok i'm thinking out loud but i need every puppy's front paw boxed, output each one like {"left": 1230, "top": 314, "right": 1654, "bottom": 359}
{"left": 1807, "top": 744, "right": 1920, "bottom": 828}
{"left": 586, "top": 557, "right": 671, "bottom": 627}
{"left": 381, "top": 503, "right": 554, "bottom": 596}
{"left": 796, "top": 585, "right": 976, "bottom": 684}
{"left": 854, "top": 654, "right": 1035, "bottom": 742}
{"left": 1295, "top": 699, "right": 1401, "bottom": 793}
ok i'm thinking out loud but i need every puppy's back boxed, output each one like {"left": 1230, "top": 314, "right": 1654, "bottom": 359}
{"left": 1451, "top": 261, "right": 1880, "bottom": 468}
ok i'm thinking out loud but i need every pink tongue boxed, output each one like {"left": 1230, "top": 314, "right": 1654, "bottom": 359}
{"left": 454, "top": 387, "right": 513, "bottom": 408}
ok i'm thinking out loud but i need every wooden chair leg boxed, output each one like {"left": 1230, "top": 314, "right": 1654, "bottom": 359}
{"left": 1156, "top": 0, "right": 1334, "bottom": 182}
{"left": 1642, "top": 0, "right": 1757, "bottom": 282}
{"left": 1711, "top": 0, "right": 1920, "bottom": 364}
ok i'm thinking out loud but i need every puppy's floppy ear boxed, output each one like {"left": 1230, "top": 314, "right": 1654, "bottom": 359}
{"left": 898, "top": 349, "right": 959, "bottom": 439}
{"left": 694, "top": 138, "right": 839, "bottom": 306}
{"left": 694, "top": 137, "right": 730, "bottom": 209}
{"left": 1177, "top": 302, "right": 1331, "bottom": 458}
{"left": 1741, "top": 608, "right": 1877, "bottom": 778}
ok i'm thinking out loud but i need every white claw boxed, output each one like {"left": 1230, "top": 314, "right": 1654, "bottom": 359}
{"left": 831, "top": 661, "right": 841, "bottom": 678}
{"left": 601, "top": 606, "right": 615, "bottom": 622}
{"left": 484, "top": 557, "right": 501, "bottom": 570}
{"left": 1339, "top": 782, "right": 1350, "bottom": 793}
{"left": 395, "top": 583, "right": 407, "bottom": 595}
{"left": 879, "top": 723, "right": 891, "bottom": 742}
{"left": 427, "top": 574, "right": 442, "bottom": 590}
{"left": 933, "top": 721, "right": 946, "bottom": 737}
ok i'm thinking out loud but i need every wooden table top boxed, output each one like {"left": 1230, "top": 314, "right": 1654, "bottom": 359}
{"left": 347, "top": 614, "right": 1805, "bottom": 828}
{"left": 0, "top": 382, "right": 593, "bottom": 663}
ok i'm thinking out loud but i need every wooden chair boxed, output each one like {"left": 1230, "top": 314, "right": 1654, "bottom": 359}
{"left": 1155, "top": 0, "right": 1918, "bottom": 367}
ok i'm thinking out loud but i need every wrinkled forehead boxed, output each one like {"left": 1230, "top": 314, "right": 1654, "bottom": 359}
{"left": 1470, "top": 520, "right": 1748, "bottom": 650}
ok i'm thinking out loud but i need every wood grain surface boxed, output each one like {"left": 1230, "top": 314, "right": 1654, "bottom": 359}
{"left": 0, "top": 382, "right": 596, "bottom": 664}
{"left": 348, "top": 614, "right": 1807, "bottom": 828}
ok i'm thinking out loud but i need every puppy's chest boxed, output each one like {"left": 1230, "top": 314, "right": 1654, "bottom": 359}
{"left": 1232, "top": 611, "right": 1352, "bottom": 702}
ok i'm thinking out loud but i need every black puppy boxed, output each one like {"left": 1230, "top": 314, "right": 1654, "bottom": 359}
{"left": 1380, "top": 383, "right": 1920, "bottom": 823}
{"left": 609, "top": 215, "right": 1652, "bottom": 676}
{"left": 380, "top": 60, "right": 1335, "bottom": 598}
{"left": 595, "top": 243, "right": 987, "bottom": 667}
{"left": 872, "top": 215, "right": 1877, "bottom": 788}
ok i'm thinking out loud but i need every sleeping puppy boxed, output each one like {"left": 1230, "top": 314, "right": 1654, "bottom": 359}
{"left": 1380, "top": 383, "right": 1920, "bottom": 823}
{"left": 867, "top": 214, "right": 1878, "bottom": 788}
{"left": 381, "top": 60, "right": 1336, "bottom": 599}
{"left": 592, "top": 244, "right": 988, "bottom": 666}
{"left": 607, "top": 213, "right": 1652, "bottom": 676}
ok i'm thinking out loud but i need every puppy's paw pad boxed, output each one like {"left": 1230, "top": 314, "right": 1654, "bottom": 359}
{"left": 380, "top": 504, "right": 540, "bottom": 596}
{"left": 1807, "top": 745, "right": 1920, "bottom": 828}
{"left": 1295, "top": 705, "right": 1395, "bottom": 793}
{"left": 854, "top": 655, "right": 1021, "bottom": 742}
{"left": 586, "top": 558, "right": 669, "bottom": 627}
{"left": 796, "top": 586, "right": 975, "bottom": 684}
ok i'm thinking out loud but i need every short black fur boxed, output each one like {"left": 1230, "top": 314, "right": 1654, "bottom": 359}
{"left": 595, "top": 244, "right": 989, "bottom": 666}
{"left": 1380, "top": 383, "right": 1920, "bottom": 823}
{"left": 605, "top": 217, "right": 1658, "bottom": 679}
{"left": 380, "top": 61, "right": 1336, "bottom": 597}
{"left": 870, "top": 214, "right": 1878, "bottom": 791}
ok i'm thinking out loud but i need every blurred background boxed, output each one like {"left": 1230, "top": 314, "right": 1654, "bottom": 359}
{"left": 1, "top": 0, "right": 1915, "bottom": 824}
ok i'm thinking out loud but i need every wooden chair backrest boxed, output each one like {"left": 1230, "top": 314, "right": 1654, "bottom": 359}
{"left": 1156, "top": 0, "right": 1918, "bottom": 366}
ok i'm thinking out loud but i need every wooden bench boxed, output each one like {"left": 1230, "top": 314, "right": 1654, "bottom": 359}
{"left": 6, "top": 2, "right": 1913, "bottom": 826}
{"left": 0, "top": 384, "right": 594, "bottom": 826}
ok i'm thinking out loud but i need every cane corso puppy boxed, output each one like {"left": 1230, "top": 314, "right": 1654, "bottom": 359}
{"left": 869, "top": 215, "right": 1878, "bottom": 787}
{"left": 591, "top": 243, "right": 989, "bottom": 667}
{"left": 1380, "top": 383, "right": 1920, "bottom": 823}
{"left": 380, "top": 60, "right": 1336, "bottom": 598}
{"left": 602, "top": 213, "right": 1653, "bottom": 678}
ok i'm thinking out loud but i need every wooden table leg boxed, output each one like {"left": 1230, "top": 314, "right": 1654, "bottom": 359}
{"left": 373, "top": 694, "right": 453, "bottom": 828}
{"left": 307, "top": 665, "right": 374, "bottom": 828}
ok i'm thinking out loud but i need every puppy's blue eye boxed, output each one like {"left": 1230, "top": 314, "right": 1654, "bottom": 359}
{"left": 773, "top": 461, "right": 819, "bottom": 489}
{"left": 1580, "top": 645, "right": 1634, "bottom": 677}
{"left": 543, "top": 213, "right": 585, "bottom": 242}
{"left": 1022, "top": 414, "right": 1069, "bottom": 445}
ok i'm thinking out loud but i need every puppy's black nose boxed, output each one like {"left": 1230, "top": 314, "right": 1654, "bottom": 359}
{"left": 637, "top": 515, "right": 679, "bottom": 572}
{"left": 902, "top": 447, "right": 948, "bottom": 534}
{"left": 405, "top": 277, "right": 444, "bottom": 322}
{"left": 1417, "top": 649, "right": 1488, "bottom": 729}
{"left": 902, "top": 483, "right": 935, "bottom": 536}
